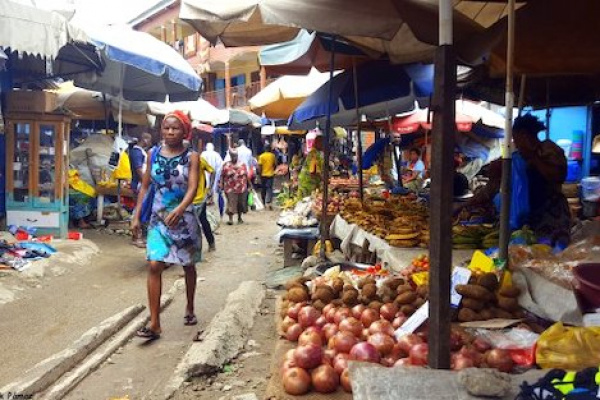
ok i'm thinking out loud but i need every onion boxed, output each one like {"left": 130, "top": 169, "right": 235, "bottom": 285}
{"left": 322, "top": 303, "right": 335, "bottom": 316}
{"left": 486, "top": 349, "right": 514, "bottom": 373}
{"left": 298, "top": 329, "right": 323, "bottom": 347}
{"left": 381, "top": 355, "right": 400, "bottom": 367}
{"left": 473, "top": 337, "right": 492, "bottom": 353}
{"left": 334, "top": 308, "right": 352, "bottom": 324}
{"left": 360, "top": 308, "right": 380, "bottom": 328}
{"left": 282, "top": 367, "right": 311, "bottom": 395}
{"left": 341, "top": 369, "right": 352, "bottom": 393}
{"left": 394, "top": 358, "right": 413, "bottom": 367}
{"left": 352, "top": 304, "right": 366, "bottom": 319}
{"left": 281, "top": 316, "right": 296, "bottom": 334}
{"left": 452, "top": 353, "right": 475, "bottom": 370}
{"left": 350, "top": 342, "right": 381, "bottom": 364}
{"left": 315, "top": 316, "right": 327, "bottom": 329}
{"left": 285, "top": 349, "right": 296, "bottom": 361}
{"left": 368, "top": 332, "right": 395, "bottom": 356}
{"left": 409, "top": 343, "right": 429, "bottom": 366}
{"left": 286, "top": 324, "right": 303, "bottom": 342}
{"left": 294, "top": 344, "right": 323, "bottom": 370}
{"left": 322, "top": 349, "right": 336, "bottom": 367}
{"left": 368, "top": 320, "right": 395, "bottom": 337}
{"left": 459, "top": 346, "right": 483, "bottom": 367}
{"left": 392, "top": 315, "right": 407, "bottom": 329}
{"left": 391, "top": 342, "right": 408, "bottom": 359}
{"left": 380, "top": 303, "right": 399, "bottom": 321}
{"left": 333, "top": 353, "right": 350, "bottom": 375}
{"left": 361, "top": 328, "right": 370, "bottom": 341}
{"left": 311, "top": 365, "right": 339, "bottom": 394}
{"left": 339, "top": 317, "right": 364, "bottom": 337}
{"left": 325, "top": 307, "right": 337, "bottom": 323}
{"left": 282, "top": 358, "right": 297, "bottom": 373}
{"left": 331, "top": 331, "right": 358, "bottom": 354}
{"left": 298, "top": 306, "right": 320, "bottom": 328}
{"left": 322, "top": 323, "right": 339, "bottom": 341}
{"left": 287, "top": 303, "right": 303, "bottom": 320}
{"left": 450, "top": 331, "right": 463, "bottom": 351}
{"left": 396, "top": 334, "right": 424, "bottom": 354}
{"left": 416, "top": 330, "right": 428, "bottom": 343}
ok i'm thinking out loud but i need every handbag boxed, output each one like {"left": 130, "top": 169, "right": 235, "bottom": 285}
{"left": 140, "top": 146, "right": 160, "bottom": 224}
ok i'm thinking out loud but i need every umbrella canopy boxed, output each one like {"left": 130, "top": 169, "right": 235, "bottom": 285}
{"left": 74, "top": 26, "right": 202, "bottom": 102}
{"left": 288, "top": 61, "right": 434, "bottom": 130}
{"left": 214, "top": 109, "right": 262, "bottom": 127}
{"left": 391, "top": 100, "right": 505, "bottom": 135}
{"left": 147, "top": 99, "right": 221, "bottom": 123}
{"left": 249, "top": 70, "right": 335, "bottom": 119}
{"left": 0, "top": 0, "right": 101, "bottom": 80}
{"left": 180, "top": 0, "right": 491, "bottom": 65}
{"left": 51, "top": 82, "right": 152, "bottom": 126}
{"left": 259, "top": 30, "right": 371, "bottom": 75}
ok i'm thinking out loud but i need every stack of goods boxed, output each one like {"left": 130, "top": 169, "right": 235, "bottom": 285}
{"left": 340, "top": 197, "right": 429, "bottom": 247}
{"left": 329, "top": 177, "right": 360, "bottom": 190}
{"left": 452, "top": 225, "right": 498, "bottom": 250}
{"left": 563, "top": 183, "right": 581, "bottom": 219}
{"left": 278, "top": 262, "right": 533, "bottom": 395}
{"left": 277, "top": 199, "right": 318, "bottom": 228}
{"left": 312, "top": 191, "right": 348, "bottom": 218}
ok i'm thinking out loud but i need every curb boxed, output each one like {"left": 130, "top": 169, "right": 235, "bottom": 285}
{"left": 38, "top": 279, "right": 185, "bottom": 400}
{"left": 41, "top": 278, "right": 183, "bottom": 400}
{"left": 163, "top": 280, "right": 266, "bottom": 399}
{"left": 1, "top": 304, "right": 145, "bottom": 397}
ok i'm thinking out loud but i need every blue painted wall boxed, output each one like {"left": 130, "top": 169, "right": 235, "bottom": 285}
{"left": 526, "top": 106, "right": 588, "bottom": 143}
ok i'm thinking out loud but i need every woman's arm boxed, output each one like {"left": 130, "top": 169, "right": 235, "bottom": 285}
{"left": 131, "top": 147, "right": 154, "bottom": 234}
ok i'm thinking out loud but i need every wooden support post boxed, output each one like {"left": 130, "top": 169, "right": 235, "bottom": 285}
{"left": 260, "top": 66, "right": 267, "bottom": 90}
{"left": 225, "top": 61, "right": 231, "bottom": 109}
{"left": 428, "top": 44, "right": 456, "bottom": 370}
{"left": 160, "top": 25, "right": 167, "bottom": 43}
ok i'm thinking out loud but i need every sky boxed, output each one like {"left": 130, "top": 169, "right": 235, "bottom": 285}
{"left": 16, "top": 0, "right": 159, "bottom": 27}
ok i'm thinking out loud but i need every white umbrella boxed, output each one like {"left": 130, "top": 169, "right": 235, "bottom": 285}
{"left": 147, "top": 99, "right": 221, "bottom": 123}
{"left": 249, "top": 69, "right": 336, "bottom": 119}
{"left": 213, "top": 109, "right": 262, "bottom": 127}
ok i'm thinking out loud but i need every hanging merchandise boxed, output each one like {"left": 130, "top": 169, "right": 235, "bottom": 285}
{"left": 494, "top": 152, "right": 530, "bottom": 231}
{"left": 111, "top": 151, "right": 132, "bottom": 181}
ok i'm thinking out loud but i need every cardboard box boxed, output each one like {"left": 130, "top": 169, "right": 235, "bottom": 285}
{"left": 7, "top": 90, "right": 57, "bottom": 113}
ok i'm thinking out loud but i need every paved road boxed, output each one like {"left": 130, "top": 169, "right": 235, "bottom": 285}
{"left": 63, "top": 209, "right": 281, "bottom": 400}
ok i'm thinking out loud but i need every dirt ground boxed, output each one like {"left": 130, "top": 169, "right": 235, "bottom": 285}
{"left": 173, "top": 294, "right": 279, "bottom": 400}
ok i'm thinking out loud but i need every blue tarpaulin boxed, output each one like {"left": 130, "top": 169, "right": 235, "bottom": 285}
{"left": 288, "top": 61, "right": 434, "bottom": 130}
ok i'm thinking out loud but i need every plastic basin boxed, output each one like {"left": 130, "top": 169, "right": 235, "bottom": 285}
{"left": 573, "top": 263, "right": 600, "bottom": 309}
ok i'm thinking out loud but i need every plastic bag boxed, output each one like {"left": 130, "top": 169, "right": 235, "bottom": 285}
{"left": 494, "top": 152, "right": 530, "bottom": 231}
{"left": 536, "top": 322, "right": 600, "bottom": 370}
{"left": 474, "top": 328, "right": 540, "bottom": 367}
{"left": 68, "top": 169, "right": 97, "bottom": 197}
{"left": 253, "top": 189, "right": 265, "bottom": 211}
{"left": 112, "top": 151, "right": 132, "bottom": 180}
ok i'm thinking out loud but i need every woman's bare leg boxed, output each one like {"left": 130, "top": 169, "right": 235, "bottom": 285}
{"left": 183, "top": 264, "right": 197, "bottom": 317}
{"left": 147, "top": 261, "right": 165, "bottom": 333}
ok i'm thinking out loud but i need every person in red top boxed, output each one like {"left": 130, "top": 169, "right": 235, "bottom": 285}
{"left": 220, "top": 148, "right": 249, "bottom": 225}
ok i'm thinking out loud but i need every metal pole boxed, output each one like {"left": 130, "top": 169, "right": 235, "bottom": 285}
{"left": 319, "top": 37, "right": 336, "bottom": 260}
{"left": 429, "top": 0, "right": 455, "bottom": 369}
{"left": 499, "top": 0, "right": 516, "bottom": 262}
{"left": 352, "top": 58, "right": 364, "bottom": 203}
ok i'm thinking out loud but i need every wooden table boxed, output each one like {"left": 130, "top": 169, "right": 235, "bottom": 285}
{"left": 95, "top": 185, "right": 135, "bottom": 224}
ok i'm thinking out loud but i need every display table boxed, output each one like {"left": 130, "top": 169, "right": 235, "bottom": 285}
{"left": 330, "top": 215, "right": 475, "bottom": 271}
{"left": 95, "top": 185, "right": 134, "bottom": 224}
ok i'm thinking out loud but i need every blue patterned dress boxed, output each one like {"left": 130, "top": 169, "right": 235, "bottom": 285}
{"left": 147, "top": 149, "right": 200, "bottom": 265}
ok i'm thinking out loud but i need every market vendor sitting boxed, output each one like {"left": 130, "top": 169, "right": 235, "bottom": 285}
{"left": 401, "top": 147, "right": 425, "bottom": 192}
{"left": 458, "top": 114, "right": 571, "bottom": 246}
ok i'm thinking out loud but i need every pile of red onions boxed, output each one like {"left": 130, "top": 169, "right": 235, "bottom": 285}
{"left": 281, "top": 302, "right": 512, "bottom": 395}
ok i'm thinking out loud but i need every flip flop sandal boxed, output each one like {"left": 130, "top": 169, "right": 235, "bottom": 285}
{"left": 226, "top": 221, "right": 233, "bottom": 225}
{"left": 136, "top": 326, "right": 161, "bottom": 340}
{"left": 193, "top": 329, "right": 205, "bottom": 342}
{"left": 184, "top": 314, "right": 198, "bottom": 326}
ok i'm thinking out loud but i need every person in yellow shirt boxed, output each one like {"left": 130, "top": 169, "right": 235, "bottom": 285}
{"left": 258, "top": 146, "right": 277, "bottom": 210}
{"left": 193, "top": 154, "right": 216, "bottom": 252}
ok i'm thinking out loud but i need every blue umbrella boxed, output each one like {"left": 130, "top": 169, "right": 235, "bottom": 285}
{"left": 288, "top": 60, "right": 434, "bottom": 130}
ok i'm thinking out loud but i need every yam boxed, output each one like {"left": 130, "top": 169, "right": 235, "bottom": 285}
{"left": 313, "top": 299, "right": 326, "bottom": 311}
{"left": 332, "top": 278, "right": 345, "bottom": 295}
{"left": 498, "top": 286, "right": 521, "bottom": 298}
{"left": 397, "top": 285, "right": 414, "bottom": 295}
{"left": 400, "top": 304, "right": 416, "bottom": 316}
{"left": 362, "top": 283, "right": 378, "bottom": 300}
{"left": 358, "top": 277, "right": 376, "bottom": 289}
{"left": 461, "top": 298, "right": 486, "bottom": 312}
{"left": 416, "top": 285, "right": 429, "bottom": 298}
{"left": 342, "top": 289, "right": 359, "bottom": 305}
{"left": 413, "top": 297, "right": 426, "bottom": 309}
{"left": 368, "top": 301, "right": 383, "bottom": 312}
{"left": 395, "top": 291, "right": 417, "bottom": 305}
{"left": 497, "top": 295, "right": 519, "bottom": 312}
{"left": 458, "top": 308, "right": 480, "bottom": 322}
{"left": 478, "top": 273, "right": 499, "bottom": 291}
{"left": 313, "top": 286, "right": 335, "bottom": 304}
{"left": 491, "top": 307, "right": 513, "bottom": 319}
{"left": 478, "top": 309, "right": 494, "bottom": 320}
{"left": 384, "top": 278, "right": 405, "bottom": 291}
{"left": 455, "top": 284, "right": 494, "bottom": 301}
{"left": 332, "top": 299, "right": 343, "bottom": 307}
{"left": 287, "top": 287, "right": 309, "bottom": 303}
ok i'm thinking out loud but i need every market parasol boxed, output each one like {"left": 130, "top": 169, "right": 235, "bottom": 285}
{"left": 249, "top": 69, "right": 335, "bottom": 119}
{"left": 147, "top": 99, "right": 221, "bottom": 123}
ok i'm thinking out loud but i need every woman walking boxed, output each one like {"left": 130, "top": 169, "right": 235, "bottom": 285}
{"left": 220, "top": 148, "right": 249, "bottom": 225}
{"left": 131, "top": 111, "right": 200, "bottom": 340}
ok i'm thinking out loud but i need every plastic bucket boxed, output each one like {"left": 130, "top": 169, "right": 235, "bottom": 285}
{"left": 566, "top": 161, "right": 581, "bottom": 183}
{"left": 581, "top": 177, "right": 600, "bottom": 201}
{"left": 573, "top": 263, "right": 600, "bottom": 309}
{"left": 557, "top": 139, "right": 572, "bottom": 159}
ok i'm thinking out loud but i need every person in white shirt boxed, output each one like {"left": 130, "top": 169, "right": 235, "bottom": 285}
{"left": 201, "top": 143, "right": 224, "bottom": 199}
